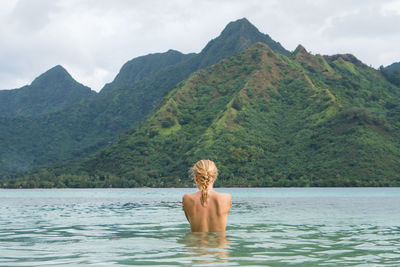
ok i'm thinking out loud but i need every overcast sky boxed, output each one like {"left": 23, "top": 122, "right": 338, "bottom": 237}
{"left": 1, "top": 0, "right": 400, "bottom": 92}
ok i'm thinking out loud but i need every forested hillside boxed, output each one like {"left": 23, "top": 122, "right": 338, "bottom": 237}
{"left": 380, "top": 62, "right": 400, "bottom": 87}
{"left": 7, "top": 42, "right": 400, "bottom": 188}
{"left": 0, "top": 65, "right": 95, "bottom": 117}
{"left": 0, "top": 18, "right": 288, "bottom": 176}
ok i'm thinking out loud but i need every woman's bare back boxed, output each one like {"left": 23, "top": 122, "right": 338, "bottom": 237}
{"left": 182, "top": 190, "right": 232, "bottom": 232}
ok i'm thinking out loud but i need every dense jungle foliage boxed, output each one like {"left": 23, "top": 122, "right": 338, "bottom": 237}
{"left": 4, "top": 42, "right": 400, "bottom": 188}
{"left": 0, "top": 18, "right": 288, "bottom": 176}
{"left": 0, "top": 65, "right": 95, "bottom": 117}
{"left": 380, "top": 62, "right": 400, "bottom": 87}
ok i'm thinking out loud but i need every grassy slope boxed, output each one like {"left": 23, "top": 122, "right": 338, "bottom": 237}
{"left": 86, "top": 43, "right": 400, "bottom": 187}
{"left": 0, "top": 18, "right": 289, "bottom": 177}
{"left": 8, "top": 42, "right": 400, "bottom": 188}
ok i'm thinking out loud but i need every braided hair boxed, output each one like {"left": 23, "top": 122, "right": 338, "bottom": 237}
{"left": 192, "top": 160, "right": 218, "bottom": 206}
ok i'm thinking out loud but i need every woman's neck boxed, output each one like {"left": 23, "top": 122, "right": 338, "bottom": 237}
{"left": 197, "top": 184, "right": 214, "bottom": 192}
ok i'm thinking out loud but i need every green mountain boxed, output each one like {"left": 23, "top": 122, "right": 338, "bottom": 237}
{"left": 10, "top": 42, "right": 400, "bottom": 188}
{"left": 0, "top": 51, "right": 192, "bottom": 176}
{"left": 0, "top": 18, "right": 289, "bottom": 177}
{"left": 196, "top": 17, "right": 289, "bottom": 68}
{"left": 100, "top": 49, "right": 196, "bottom": 94}
{"left": 385, "top": 62, "right": 400, "bottom": 72}
{"left": 90, "top": 18, "right": 289, "bottom": 136}
{"left": 0, "top": 65, "right": 95, "bottom": 117}
{"left": 380, "top": 62, "right": 400, "bottom": 87}
{"left": 0, "top": 66, "right": 95, "bottom": 174}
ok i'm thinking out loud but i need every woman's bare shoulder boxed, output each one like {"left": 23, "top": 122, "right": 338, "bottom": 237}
{"left": 213, "top": 192, "right": 232, "bottom": 212}
{"left": 214, "top": 192, "right": 232, "bottom": 202}
{"left": 216, "top": 191, "right": 231, "bottom": 197}
{"left": 182, "top": 192, "right": 199, "bottom": 201}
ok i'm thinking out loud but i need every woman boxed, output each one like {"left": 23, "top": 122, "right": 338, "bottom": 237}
{"left": 182, "top": 160, "right": 232, "bottom": 232}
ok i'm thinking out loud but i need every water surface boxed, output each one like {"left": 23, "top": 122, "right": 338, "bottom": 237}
{"left": 1, "top": 188, "right": 399, "bottom": 266}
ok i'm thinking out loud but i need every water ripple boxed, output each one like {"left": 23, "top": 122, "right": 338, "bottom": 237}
{"left": 0, "top": 188, "right": 400, "bottom": 266}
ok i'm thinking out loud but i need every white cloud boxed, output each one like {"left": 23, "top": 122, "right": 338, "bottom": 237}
{"left": 381, "top": 0, "right": 400, "bottom": 16}
{"left": 0, "top": 0, "right": 399, "bottom": 91}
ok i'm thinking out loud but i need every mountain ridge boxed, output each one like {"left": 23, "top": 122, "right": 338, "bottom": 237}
{"left": 0, "top": 18, "right": 291, "bottom": 176}
{"left": 82, "top": 42, "right": 399, "bottom": 187}
{"left": 380, "top": 62, "right": 400, "bottom": 87}
{"left": 7, "top": 42, "right": 400, "bottom": 187}
{"left": 0, "top": 65, "right": 95, "bottom": 117}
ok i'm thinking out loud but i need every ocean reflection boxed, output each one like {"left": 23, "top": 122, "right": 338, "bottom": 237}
{"left": 179, "top": 232, "right": 230, "bottom": 264}
{"left": 1, "top": 188, "right": 400, "bottom": 266}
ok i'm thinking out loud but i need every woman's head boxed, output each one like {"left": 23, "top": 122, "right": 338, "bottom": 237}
{"left": 192, "top": 159, "right": 218, "bottom": 206}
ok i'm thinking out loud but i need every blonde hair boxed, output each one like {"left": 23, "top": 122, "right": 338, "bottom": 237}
{"left": 192, "top": 159, "right": 218, "bottom": 206}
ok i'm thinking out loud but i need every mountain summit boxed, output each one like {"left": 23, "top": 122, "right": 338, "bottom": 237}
{"left": 0, "top": 18, "right": 291, "bottom": 176}
{"left": 199, "top": 18, "right": 289, "bottom": 68}
{"left": 3, "top": 21, "right": 400, "bottom": 187}
{"left": 31, "top": 65, "right": 73, "bottom": 87}
{"left": 76, "top": 42, "right": 400, "bottom": 187}
{"left": 0, "top": 65, "right": 95, "bottom": 117}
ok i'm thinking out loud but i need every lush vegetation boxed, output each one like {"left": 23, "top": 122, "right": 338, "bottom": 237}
{"left": 4, "top": 42, "right": 400, "bottom": 188}
{"left": 0, "top": 18, "right": 288, "bottom": 176}
{"left": 0, "top": 65, "right": 95, "bottom": 117}
{"left": 380, "top": 62, "right": 400, "bottom": 87}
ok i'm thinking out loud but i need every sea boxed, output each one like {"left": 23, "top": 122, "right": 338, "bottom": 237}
{"left": 0, "top": 188, "right": 399, "bottom": 266}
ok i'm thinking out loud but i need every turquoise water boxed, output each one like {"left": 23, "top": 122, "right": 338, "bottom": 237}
{"left": 0, "top": 188, "right": 400, "bottom": 266}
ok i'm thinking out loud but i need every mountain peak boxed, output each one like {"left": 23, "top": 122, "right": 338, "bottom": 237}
{"left": 31, "top": 65, "right": 73, "bottom": 87}
{"left": 291, "top": 44, "right": 312, "bottom": 63}
{"left": 293, "top": 44, "right": 308, "bottom": 56}
{"left": 199, "top": 18, "right": 289, "bottom": 68}
{"left": 50, "top": 64, "right": 67, "bottom": 72}
{"left": 220, "top": 17, "right": 255, "bottom": 35}
{"left": 0, "top": 65, "right": 94, "bottom": 118}
{"left": 44, "top": 65, "right": 70, "bottom": 77}
{"left": 80, "top": 31, "right": 400, "bottom": 187}
{"left": 166, "top": 49, "right": 183, "bottom": 55}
